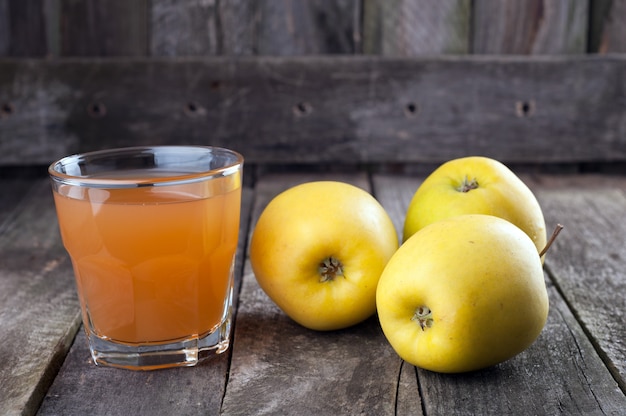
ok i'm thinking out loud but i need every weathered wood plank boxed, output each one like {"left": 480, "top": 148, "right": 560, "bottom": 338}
{"left": 396, "top": 361, "right": 422, "bottom": 416}
{"left": 37, "top": 187, "right": 255, "bottom": 416}
{"left": 219, "top": 0, "right": 360, "bottom": 55}
{"left": 0, "top": 179, "right": 81, "bottom": 416}
{"left": 150, "top": 0, "right": 359, "bottom": 56}
{"left": 472, "top": 0, "right": 588, "bottom": 54}
{"left": 0, "top": 0, "right": 8, "bottom": 55}
{"left": 59, "top": 0, "right": 148, "bottom": 56}
{"left": 372, "top": 174, "right": 626, "bottom": 415}
{"left": 4, "top": 172, "right": 626, "bottom": 415}
{"left": 39, "top": 330, "right": 230, "bottom": 416}
{"left": 590, "top": 0, "right": 626, "bottom": 53}
{"left": 221, "top": 173, "right": 405, "bottom": 416}
{"left": 0, "top": 0, "right": 47, "bottom": 57}
{"left": 604, "top": 0, "right": 626, "bottom": 52}
{"left": 533, "top": 175, "right": 626, "bottom": 392}
{"left": 0, "top": 177, "right": 38, "bottom": 225}
{"left": 0, "top": 56, "right": 625, "bottom": 167}
{"left": 363, "top": 0, "right": 470, "bottom": 55}
{"left": 149, "top": 0, "right": 219, "bottom": 56}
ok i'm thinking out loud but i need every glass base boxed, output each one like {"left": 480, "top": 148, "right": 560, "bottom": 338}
{"left": 85, "top": 310, "right": 232, "bottom": 371}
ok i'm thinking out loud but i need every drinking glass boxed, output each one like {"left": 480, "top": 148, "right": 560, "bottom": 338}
{"left": 49, "top": 146, "right": 243, "bottom": 370}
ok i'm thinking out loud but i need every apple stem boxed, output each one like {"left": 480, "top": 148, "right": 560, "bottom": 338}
{"left": 539, "top": 224, "right": 564, "bottom": 258}
{"left": 457, "top": 176, "right": 479, "bottom": 193}
{"left": 319, "top": 256, "right": 344, "bottom": 283}
{"left": 411, "top": 306, "right": 433, "bottom": 331}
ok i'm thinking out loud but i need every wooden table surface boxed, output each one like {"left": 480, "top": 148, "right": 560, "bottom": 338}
{"left": 1, "top": 172, "right": 625, "bottom": 416}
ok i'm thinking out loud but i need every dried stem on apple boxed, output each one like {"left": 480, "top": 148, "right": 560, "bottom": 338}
{"left": 457, "top": 176, "right": 479, "bottom": 193}
{"left": 319, "top": 256, "right": 344, "bottom": 282}
{"left": 539, "top": 224, "right": 564, "bottom": 258}
{"left": 411, "top": 306, "right": 433, "bottom": 331}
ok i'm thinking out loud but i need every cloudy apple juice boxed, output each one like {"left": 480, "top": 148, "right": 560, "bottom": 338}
{"left": 53, "top": 176, "right": 241, "bottom": 345}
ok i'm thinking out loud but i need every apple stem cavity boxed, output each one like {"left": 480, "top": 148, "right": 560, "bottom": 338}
{"left": 319, "top": 256, "right": 344, "bottom": 283}
{"left": 458, "top": 176, "right": 479, "bottom": 193}
{"left": 539, "top": 224, "right": 564, "bottom": 258}
{"left": 411, "top": 306, "right": 433, "bottom": 331}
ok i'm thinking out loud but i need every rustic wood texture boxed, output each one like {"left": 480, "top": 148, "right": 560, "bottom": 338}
{"left": 471, "top": 0, "right": 589, "bottom": 54}
{"left": 4, "top": 0, "right": 622, "bottom": 58}
{"left": 2, "top": 173, "right": 626, "bottom": 415}
{"left": 604, "top": 0, "right": 626, "bottom": 52}
{"left": 0, "top": 0, "right": 47, "bottom": 57}
{"left": 1, "top": 56, "right": 625, "bottom": 167}
{"left": 59, "top": 0, "right": 148, "bottom": 56}
{"left": 0, "top": 0, "right": 8, "bottom": 55}
{"left": 0, "top": 177, "right": 36, "bottom": 223}
{"left": 590, "top": 0, "right": 626, "bottom": 53}
{"left": 533, "top": 175, "right": 626, "bottom": 392}
{"left": 40, "top": 330, "right": 231, "bottom": 415}
{"left": 221, "top": 0, "right": 360, "bottom": 55}
{"left": 0, "top": 179, "right": 81, "bottom": 416}
{"left": 150, "top": 0, "right": 219, "bottom": 56}
{"left": 363, "top": 0, "right": 470, "bottom": 55}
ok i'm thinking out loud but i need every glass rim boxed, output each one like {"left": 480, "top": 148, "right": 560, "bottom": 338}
{"left": 48, "top": 145, "right": 244, "bottom": 189}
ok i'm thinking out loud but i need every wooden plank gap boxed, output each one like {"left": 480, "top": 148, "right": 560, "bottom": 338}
{"left": 544, "top": 261, "right": 626, "bottom": 395}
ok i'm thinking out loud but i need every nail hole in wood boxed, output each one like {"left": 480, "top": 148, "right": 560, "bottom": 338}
{"left": 293, "top": 102, "right": 312, "bottom": 117}
{"left": 516, "top": 100, "right": 535, "bottom": 117}
{"left": 405, "top": 102, "right": 418, "bottom": 118}
{"left": 186, "top": 102, "right": 199, "bottom": 113}
{"left": 185, "top": 101, "right": 207, "bottom": 117}
{"left": 1, "top": 102, "right": 14, "bottom": 118}
{"left": 87, "top": 102, "right": 106, "bottom": 118}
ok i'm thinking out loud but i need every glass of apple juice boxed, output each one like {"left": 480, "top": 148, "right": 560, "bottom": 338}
{"left": 49, "top": 146, "right": 243, "bottom": 370}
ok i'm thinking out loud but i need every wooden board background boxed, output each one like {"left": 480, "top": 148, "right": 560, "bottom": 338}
{"left": 6, "top": 172, "right": 621, "bottom": 415}
{"left": 2, "top": 0, "right": 625, "bottom": 57}
{"left": 1, "top": 0, "right": 625, "bottom": 171}
{"left": 0, "top": 55, "right": 625, "bottom": 168}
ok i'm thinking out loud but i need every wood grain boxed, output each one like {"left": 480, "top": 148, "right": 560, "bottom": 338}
{"left": 0, "top": 1, "right": 617, "bottom": 58}
{"left": 2, "top": 173, "right": 626, "bottom": 414}
{"left": 533, "top": 175, "right": 626, "bottom": 392}
{"left": 39, "top": 330, "right": 230, "bottom": 416}
{"left": 603, "top": 0, "right": 626, "bottom": 52}
{"left": 0, "top": 177, "right": 38, "bottom": 225}
{"left": 590, "top": 0, "right": 626, "bottom": 53}
{"left": 150, "top": 0, "right": 219, "bottom": 56}
{"left": 1, "top": 56, "right": 625, "bottom": 167}
{"left": 59, "top": 0, "right": 148, "bottom": 56}
{"left": 0, "top": 0, "right": 47, "bottom": 57}
{"left": 221, "top": 0, "right": 360, "bottom": 55}
{"left": 0, "top": 180, "right": 80, "bottom": 416}
{"left": 363, "top": 0, "right": 470, "bottom": 55}
{"left": 0, "top": 0, "right": 8, "bottom": 55}
{"left": 472, "top": 0, "right": 588, "bottom": 54}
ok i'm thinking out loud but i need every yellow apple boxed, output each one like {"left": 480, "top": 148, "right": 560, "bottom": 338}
{"left": 377, "top": 214, "right": 549, "bottom": 373}
{"left": 250, "top": 181, "right": 398, "bottom": 331}
{"left": 403, "top": 156, "right": 547, "bottom": 259}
